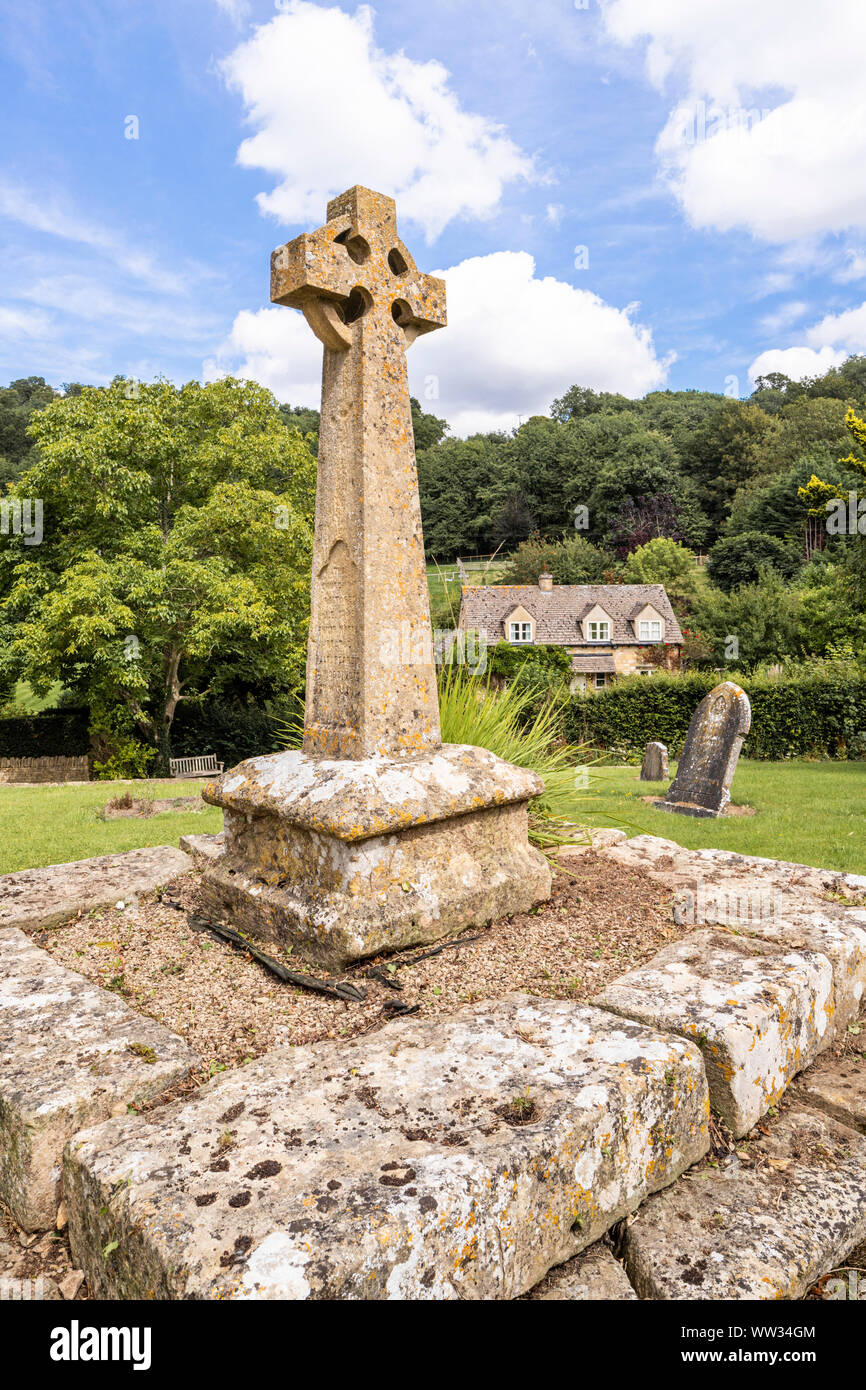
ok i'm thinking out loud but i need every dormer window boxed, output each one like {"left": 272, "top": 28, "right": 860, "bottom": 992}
{"left": 587, "top": 620, "right": 610, "bottom": 642}
{"left": 509, "top": 621, "right": 533, "bottom": 644}
{"left": 638, "top": 619, "right": 662, "bottom": 641}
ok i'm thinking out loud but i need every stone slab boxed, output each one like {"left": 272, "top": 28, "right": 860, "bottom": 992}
{"left": 556, "top": 828, "right": 627, "bottom": 861}
{"left": 0, "top": 928, "right": 198, "bottom": 1230}
{"left": 524, "top": 1241, "right": 638, "bottom": 1300}
{"left": 622, "top": 1108, "right": 866, "bottom": 1299}
{"left": 178, "top": 831, "right": 226, "bottom": 866}
{"left": 0, "top": 846, "right": 192, "bottom": 934}
{"left": 790, "top": 1048, "right": 866, "bottom": 1133}
{"left": 64, "top": 996, "right": 709, "bottom": 1300}
{"left": 603, "top": 836, "right": 866, "bottom": 1033}
{"left": 594, "top": 930, "right": 833, "bottom": 1137}
{"left": 605, "top": 834, "right": 866, "bottom": 901}
{"left": 204, "top": 743, "right": 543, "bottom": 841}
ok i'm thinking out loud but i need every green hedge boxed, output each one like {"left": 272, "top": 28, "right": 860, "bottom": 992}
{"left": 566, "top": 672, "right": 866, "bottom": 760}
{"left": 170, "top": 699, "right": 289, "bottom": 768}
{"left": 0, "top": 708, "right": 90, "bottom": 758}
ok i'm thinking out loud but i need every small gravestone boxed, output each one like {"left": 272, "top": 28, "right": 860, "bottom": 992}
{"left": 640, "top": 741, "right": 668, "bottom": 781}
{"left": 660, "top": 681, "right": 751, "bottom": 818}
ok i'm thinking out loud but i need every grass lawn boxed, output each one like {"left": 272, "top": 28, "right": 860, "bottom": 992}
{"left": 426, "top": 561, "right": 508, "bottom": 626}
{"left": 0, "top": 780, "right": 224, "bottom": 874}
{"left": 0, "top": 760, "right": 863, "bottom": 878}
{"left": 580, "top": 759, "right": 866, "bottom": 875}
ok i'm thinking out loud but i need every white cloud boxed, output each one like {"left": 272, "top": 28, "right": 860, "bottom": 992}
{"left": 748, "top": 297, "right": 866, "bottom": 384}
{"left": 836, "top": 251, "right": 866, "bottom": 284}
{"left": 215, "top": 0, "right": 251, "bottom": 25}
{"left": 805, "top": 302, "right": 866, "bottom": 356}
{"left": 601, "top": 0, "right": 866, "bottom": 245}
{"left": 219, "top": 1, "right": 536, "bottom": 241}
{"left": 0, "top": 305, "right": 54, "bottom": 337}
{"left": 20, "top": 275, "right": 220, "bottom": 345}
{"left": 206, "top": 250, "right": 672, "bottom": 434}
{"left": 0, "top": 183, "right": 192, "bottom": 295}
{"left": 204, "top": 304, "right": 322, "bottom": 406}
{"left": 758, "top": 301, "right": 808, "bottom": 336}
{"left": 748, "top": 345, "right": 846, "bottom": 386}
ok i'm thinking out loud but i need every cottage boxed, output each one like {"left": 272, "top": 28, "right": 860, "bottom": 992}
{"left": 457, "top": 573, "right": 684, "bottom": 691}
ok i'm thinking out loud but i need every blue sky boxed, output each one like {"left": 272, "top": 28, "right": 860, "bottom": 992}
{"left": 2, "top": 0, "right": 865, "bottom": 433}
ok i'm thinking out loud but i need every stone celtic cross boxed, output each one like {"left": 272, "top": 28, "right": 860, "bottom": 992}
{"left": 271, "top": 186, "right": 446, "bottom": 760}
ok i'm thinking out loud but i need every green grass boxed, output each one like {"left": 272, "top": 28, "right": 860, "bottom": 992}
{"left": 8, "top": 679, "right": 65, "bottom": 712}
{"left": 437, "top": 667, "right": 587, "bottom": 838}
{"left": 426, "top": 561, "right": 508, "bottom": 628}
{"left": 0, "top": 780, "right": 224, "bottom": 874}
{"left": 579, "top": 759, "right": 866, "bottom": 875}
{"left": 1, "top": 760, "right": 863, "bottom": 878}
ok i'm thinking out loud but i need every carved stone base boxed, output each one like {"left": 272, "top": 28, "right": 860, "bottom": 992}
{"left": 200, "top": 744, "right": 551, "bottom": 970}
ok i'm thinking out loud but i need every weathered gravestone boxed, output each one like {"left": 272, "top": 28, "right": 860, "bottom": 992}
{"left": 201, "top": 186, "right": 551, "bottom": 968}
{"left": 640, "top": 741, "right": 668, "bottom": 782}
{"left": 660, "top": 681, "right": 751, "bottom": 818}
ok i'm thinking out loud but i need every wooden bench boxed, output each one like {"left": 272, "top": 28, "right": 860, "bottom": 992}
{"left": 169, "top": 754, "right": 224, "bottom": 779}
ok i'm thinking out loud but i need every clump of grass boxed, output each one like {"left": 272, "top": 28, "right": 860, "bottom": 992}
{"left": 106, "top": 790, "right": 134, "bottom": 811}
{"left": 276, "top": 664, "right": 599, "bottom": 848}
{"left": 437, "top": 665, "right": 596, "bottom": 847}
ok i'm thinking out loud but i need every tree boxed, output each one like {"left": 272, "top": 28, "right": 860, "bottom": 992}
{"left": 410, "top": 396, "right": 448, "bottom": 451}
{"left": 3, "top": 378, "right": 315, "bottom": 771}
{"left": 490, "top": 489, "right": 536, "bottom": 546}
{"left": 691, "top": 571, "right": 808, "bottom": 666}
{"left": 707, "top": 531, "right": 802, "bottom": 591}
{"left": 619, "top": 538, "right": 705, "bottom": 602}
{"left": 0, "top": 376, "right": 60, "bottom": 488}
{"left": 608, "top": 492, "right": 694, "bottom": 555}
{"left": 502, "top": 533, "right": 616, "bottom": 585}
{"left": 549, "top": 384, "right": 633, "bottom": 422}
{"left": 799, "top": 560, "right": 866, "bottom": 653}
{"left": 678, "top": 400, "right": 780, "bottom": 531}
{"left": 418, "top": 433, "right": 509, "bottom": 559}
{"left": 278, "top": 401, "right": 320, "bottom": 452}
{"left": 796, "top": 407, "right": 866, "bottom": 597}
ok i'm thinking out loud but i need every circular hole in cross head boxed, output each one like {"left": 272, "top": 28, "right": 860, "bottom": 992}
{"left": 388, "top": 247, "right": 409, "bottom": 276}
{"left": 391, "top": 298, "right": 413, "bottom": 329}
{"left": 334, "top": 230, "right": 371, "bottom": 265}
{"left": 338, "top": 287, "right": 371, "bottom": 325}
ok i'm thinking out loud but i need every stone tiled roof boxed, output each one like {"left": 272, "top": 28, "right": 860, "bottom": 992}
{"left": 458, "top": 583, "right": 684, "bottom": 646}
{"left": 570, "top": 653, "right": 617, "bottom": 673}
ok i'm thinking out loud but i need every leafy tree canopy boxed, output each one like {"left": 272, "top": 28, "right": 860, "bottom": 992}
{"left": 502, "top": 532, "right": 616, "bottom": 585}
{"left": 2, "top": 377, "right": 315, "bottom": 769}
{"left": 707, "top": 530, "right": 803, "bottom": 591}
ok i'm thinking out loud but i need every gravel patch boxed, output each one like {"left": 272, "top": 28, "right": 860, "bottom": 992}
{"left": 37, "top": 852, "right": 685, "bottom": 1096}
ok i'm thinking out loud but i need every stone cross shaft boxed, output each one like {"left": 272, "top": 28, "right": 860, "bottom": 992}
{"left": 271, "top": 186, "right": 446, "bottom": 760}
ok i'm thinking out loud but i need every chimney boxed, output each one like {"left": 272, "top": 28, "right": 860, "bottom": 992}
{"left": 538, "top": 572, "right": 554, "bottom": 592}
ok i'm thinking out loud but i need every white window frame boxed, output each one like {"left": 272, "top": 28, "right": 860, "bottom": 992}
{"left": 508, "top": 621, "right": 533, "bottom": 644}
{"left": 638, "top": 619, "right": 662, "bottom": 641}
{"left": 594, "top": 672, "right": 607, "bottom": 689}
{"left": 587, "top": 620, "right": 610, "bottom": 642}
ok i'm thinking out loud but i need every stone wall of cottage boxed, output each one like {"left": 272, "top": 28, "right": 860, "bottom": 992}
{"left": 565, "top": 643, "right": 682, "bottom": 691}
